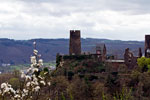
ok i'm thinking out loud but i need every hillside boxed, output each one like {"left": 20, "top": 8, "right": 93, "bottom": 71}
{"left": 0, "top": 38, "right": 144, "bottom": 65}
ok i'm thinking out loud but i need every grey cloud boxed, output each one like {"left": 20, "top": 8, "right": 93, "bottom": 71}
{"left": 20, "top": 0, "right": 150, "bottom": 14}
{"left": 0, "top": 0, "right": 150, "bottom": 40}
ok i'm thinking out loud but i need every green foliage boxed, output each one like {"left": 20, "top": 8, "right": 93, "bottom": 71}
{"left": 44, "top": 67, "right": 49, "bottom": 72}
{"left": 61, "top": 92, "right": 66, "bottom": 100}
{"left": 69, "top": 61, "right": 79, "bottom": 69}
{"left": 69, "top": 92, "right": 74, "bottom": 100}
{"left": 105, "top": 72, "right": 120, "bottom": 94}
{"left": 76, "top": 67, "right": 86, "bottom": 73}
{"left": 39, "top": 71, "right": 45, "bottom": 77}
{"left": 97, "top": 63, "right": 105, "bottom": 72}
{"left": 137, "top": 57, "right": 146, "bottom": 68}
{"left": 82, "top": 61, "right": 105, "bottom": 73}
{"left": 63, "top": 55, "right": 92, "bottom": 61}
{"left": 137, "top": 57, "right": 150, "bottom": 72}
{"left": 113, "top": 87, "right": 133, "bottom": 100}
{"left": 102, "top": 92, "right": 106, "bottom": 100}
{"left": 9, "top": 78, "right": 20, "bottom": 90}
{"left": 67, "top": 71, "right": 74, "bottom": 80}
{"left": 130, "top": 70, "right": 140, "bottom": 87}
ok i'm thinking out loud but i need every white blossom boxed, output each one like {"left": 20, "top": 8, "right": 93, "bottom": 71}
{"left": 40, "top": 81, "right": 46, "bottom": 85}
{"left": 33, "top": 76, "right": 38, "bottom": 82}
{"left": 1, "top": 83, "right": 7, "bottom": 89}
{"left": 26, "top": 82, "right": 31, "bottom": 87}
{"left": 38, "top": 75, "right": 44, "bottom": 79}
{"left": 30, "top": 56, "right": 37, "bottom": 65}
{"left": 0, "top": 83, "right": 16, "bottom": 96}
{"left": 47, "top": 82, "right": 51, "bottom": 86}
{"left": 33, "top": 41, "right": 36, "bottom": 45}
{"left": 27, "top": 67, "right": 32, "bottom": 73}
{"left": 22, "top": 93, "right": 26, "bottom": 98}
{"left": 16, "top": 90, "right": 20, "bottom": 94}
{"left": 14, "top": 94, "right": 21, "bottom": 98}
{"left": 34, "top": 86, "right": 40, "bottom": 92}
{"left": 32, "top": 68, "right": 39, "bottom": 72}
{"left": 34, "top": 81, "right": 39, "bottom": 86}
{"left": 44, "top": 72, "right": 48, "bottom": 75}
{"left": 38, "top": 59, "right": 43, "bottom": 66}
{"left": 21, "top": 73, "right": 26, "bottom": 78}
{"left": 25, "top": 75, "right": 31, "bottom": 81}
{"left": 9, "top": 88, "right": 16, "bottom": 94}
{"left": 23, "top": 89, "right": 28, "bottom": 94}
{"left": 33, "top": 49, "right": 38, "bottom": 55}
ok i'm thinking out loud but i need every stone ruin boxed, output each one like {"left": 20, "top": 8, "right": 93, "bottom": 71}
{"left": 57, "top": 30, "right": 150, "bottom": 69}
{"left": 95, "top": 44, "right": 107, "bottom": 61}
{"left": 123, "top": 35, "right": 150, "bottom": 69}
{"left": 124, "top": 48, "right": 138, "bottom": 69}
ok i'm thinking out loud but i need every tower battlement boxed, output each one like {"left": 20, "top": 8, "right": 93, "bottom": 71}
{"left": 69, "top": 30, "right": 81, "bottom": 55}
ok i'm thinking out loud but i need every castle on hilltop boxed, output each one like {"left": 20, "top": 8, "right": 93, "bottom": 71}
{"left": 69, "top": 30, "right": 107, "bottom": 61}
{"left": 56, "top": 30, "right": 150, "bottom": 70}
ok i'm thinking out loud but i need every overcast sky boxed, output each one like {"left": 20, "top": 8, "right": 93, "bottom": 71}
{"left": 0, "top": 0, "right": 150, "bottom": 40}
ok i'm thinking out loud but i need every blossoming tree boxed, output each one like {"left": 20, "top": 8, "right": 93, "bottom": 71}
{"left": 0, "top": 42, "right": 51, "bottom": 100}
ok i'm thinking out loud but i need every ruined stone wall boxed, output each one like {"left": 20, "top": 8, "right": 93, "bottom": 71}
{"left": 69, "top": 30, "right": 81, "bottom": 55}
{"left": 124, "top": 48, "right": 138, "bottom": 69}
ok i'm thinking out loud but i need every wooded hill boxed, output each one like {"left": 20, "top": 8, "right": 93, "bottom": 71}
{"left": 0, "top": 38, "right": 144, "bottom": 65}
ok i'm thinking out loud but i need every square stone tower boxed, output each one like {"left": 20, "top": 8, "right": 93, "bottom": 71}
{"left": 69, "top": 30, "right": 81, "bottom": 55}
{"left": 145, "top": 35, "right": 150, "bottom": 57}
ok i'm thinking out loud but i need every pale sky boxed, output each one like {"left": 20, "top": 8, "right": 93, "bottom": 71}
{"left": 0, "top": 0, "right": 150, "bottom": 40}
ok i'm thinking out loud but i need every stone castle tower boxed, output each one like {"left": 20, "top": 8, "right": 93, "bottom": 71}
{"left": 145, "top": 35, "right": 150, "bottom": 57}
{"left": 69, "top": 30, "right": 81, "bottom": 55}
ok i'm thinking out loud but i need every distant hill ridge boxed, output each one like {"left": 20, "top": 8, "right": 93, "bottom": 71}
{"left": 0, "top": 38, "right": 144, "bottom": 65}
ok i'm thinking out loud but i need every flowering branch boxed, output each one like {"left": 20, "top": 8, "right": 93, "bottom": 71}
{"left": 0, "top": 42, "right": 51, "bottom": 100}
